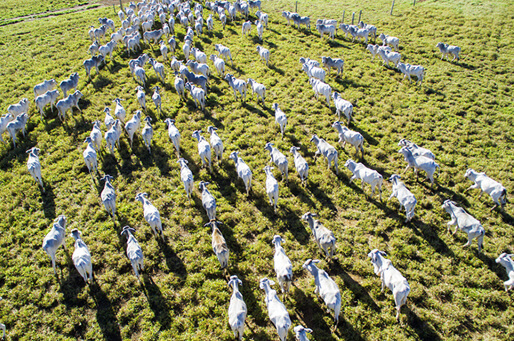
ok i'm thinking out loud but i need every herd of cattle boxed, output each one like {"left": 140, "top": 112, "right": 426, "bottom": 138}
{"left": 1, "top": 0, "right": 512, "bottom": 340}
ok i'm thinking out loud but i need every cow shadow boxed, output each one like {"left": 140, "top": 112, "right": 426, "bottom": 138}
{"left": 434, "top": 185, "right": 470, "bottom": 207}
{"left": 92, "top": 75, "right": 113, "bottom": 90}
{"left": 100, "top": 153, "right": 120, "bottom": 178}
{"left": 499, "top": 210, "right": 514, "bottom": 227}
{"left": 405, "top": 306, "right": 442, "bottom": 341}
{"left": 477, "top": 252, "right": 507, "bottom": 282}
{"left": 289, "top": 180, "right": 317, "bottom": 208}
{"left": 457, "top": 61, "right": 476, "bottom": 70}
{"left": 331, "top": 262, "right": 380, "bottom": 312}
{"left": 59, "top": 268, "right": 89, "bottom": 309}
{"left": 410, "top": 220, "right": 455, "bottom": 257}
{"left": 306, "top": 181, "right": 338, "bottom": 212}
{"left": 142, "top": 275, "right": 172, "bottom": 330}
{"left": 90, "top": 282, "right": 122, "bottom": 341}
{"left": 291, "top": 286, "right": 334, "bottom": 336}
{"left": 269, "top": 64, "right": 285, "bottom": 75}
{"left": 278, "top": 206, "right": 310, "bottom": 244}
{"left": 41, "top": 182, "right": 56, "bottom": 220}
{"left": 220, "top": 220, "right": 243, "bottom": 256}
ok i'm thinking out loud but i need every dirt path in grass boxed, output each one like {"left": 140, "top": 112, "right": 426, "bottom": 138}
{"left": 0, "top": 2, "right": 111, "bottom": 26}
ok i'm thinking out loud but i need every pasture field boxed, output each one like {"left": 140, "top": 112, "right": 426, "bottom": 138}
{"left": 0, "top": 0, "right": 513, "bottom": 340}
{"left": 0, "top": 0, "right": 94, "bottom": 24}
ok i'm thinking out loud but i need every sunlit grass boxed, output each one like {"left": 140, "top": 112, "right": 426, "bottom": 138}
{"left": 0, "top": 0, "right": 513, "bottom": 340}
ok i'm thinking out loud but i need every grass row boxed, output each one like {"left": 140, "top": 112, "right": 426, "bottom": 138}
{"left": 0, "top": 0, "right": 513, "bottom": 340}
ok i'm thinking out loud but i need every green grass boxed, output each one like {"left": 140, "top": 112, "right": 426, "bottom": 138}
{"left": 0, "top": 0, "right": 94, "bottom": 21}
{"left": 0, "top": 0, "right": 513, "bottom": 340}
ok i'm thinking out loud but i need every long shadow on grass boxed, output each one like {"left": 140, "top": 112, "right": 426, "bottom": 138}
{"left": 213, "top": 165, "right": 239, "bottom": 207}
{"left": 331, "top": 262, "right": 380, "bottom": 312}
{"left": 158, "top": 239, "right": 188, "bottom": 282}
{"left": 91, "top": 282, "right": 122, "bottom": 341}
{"left": 77, "top": 98, "right": 92, "bottom": 112}
{"left": 291, "top": 286, "right": 335, "bottom": 338}
{"left": 336, "top": 316, "right": 366, "bottom": 341}
{"left": 41, "top": 182, "right": 56, "bottom": 220}
{"left": 220, "top": 220, "right": 243, "bottom": 255}
{"left": 140, "top": 143, "right": 172, "bottom": 176}
{"left": 477, "top": 252, "right": 507, "bottom": 282}
{"left": 142, "top": 275, "right": 172, "bottom": 330}
{"left": 457, "top": 61, "right": 476, "bottom": 70}
{"left": 268, "top": 63, "right": 285, "bottom": 75}
{"left": 243, "top": 102, "right": 273, "bottom": 118}
{"left": 434, "top": 184, "right": 470, "bottom": 207}
{"left": 100, "top": 152, "right": 120, "bottom": 178}
{"left": 92, "top": 75, "right": 113, "bottom": 90}
{"left": 305, "top": 177, "right": 338, "bottom": 212}
{"left": 327, "top": 40, "right": 347, "bottom": 49}
{"left": 410, "top": 220, "right": 455, "bottom": 257}
{"left": 289, "top": 180, "right": 317, "bottom": 209}
{"left": 424, "top": 87, "right": 445, "bottom": 97}
{"left": 405, "top": 306, "right": 442, "bottom": 341}
{"left": 499, "top": 211, "right": 514, "bottom": 227}
{"left": 279, "top": 206, "right": 310, "bottom": 244}
{"left": 42, "top": 113, "right": 62, "bottom": 131}
{"left": 107, "top": 59, "right": 125, "bottom": 74}
{"left": 59, "top": 266, "right": 88, "bottom": 309}
{"left": 333, "top": 76, "right": 365, "bottom": 91}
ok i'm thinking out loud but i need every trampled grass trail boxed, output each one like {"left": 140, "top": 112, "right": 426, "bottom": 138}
{"left": 0, "top": 0, "right": 513, "bottom": 340}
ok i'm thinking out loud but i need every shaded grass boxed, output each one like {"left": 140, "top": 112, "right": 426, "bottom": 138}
{"left": 0, "top": 0, "right": 513, "bottom": 340}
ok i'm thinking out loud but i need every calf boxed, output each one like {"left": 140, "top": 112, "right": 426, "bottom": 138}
{"left": 259, "top": 278, "right": 291, "bottom": 341}
{"left": 367, "top": 249, "right": 410, "bottom": 322}
{"left": 264, "top": 142, "right": 288, "bottom": 181}
{"left": 204, "top": 220, "right": 229, "bottom": 269}
{"left": 71, "top": 229, "right": 93, "bottom": 284}
{"left": 302, "top": 259, "right": 341, "bottom": 329}
{"left": 495, "top": 253, "right": 514, "bottom": 292}
{"left": 6, "top": 113, "right": 29, "bottom": 147}
{"left": 301, "top": 212, "right": 336, "bottom": 259}
{"left": 464, "top": 168, "right": 507, "bottom": 211}
{"left": 332, "top": 121, "right": 364, "bottom": 158}
{"left": 26, "top": 147, "right": 44, "bottom": 191}
{"left": 310, "top": 135, "right": 338, "bottom": 174}
{"left": 56, "top": 90, "right": 83, "bottom": 122}
{"left": 35, "top": 90, "right": 60, "bottom": 118}
{"left": 120, "top": 226, "right": 144, "bottom": 279}
{"left": 229, "top": 151, "right": 252, "bottom": 195}
{"left": 442, "top": 200, "right": 485, "bottom": 251}
{"left": 388, "top": 174, "right": 417, "bottom": 222}
{"left": 344, "top": 159, "right": 383, "bottom": 200}
{"left": 436, "top": 42, "right": 461, "bottom": 61}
